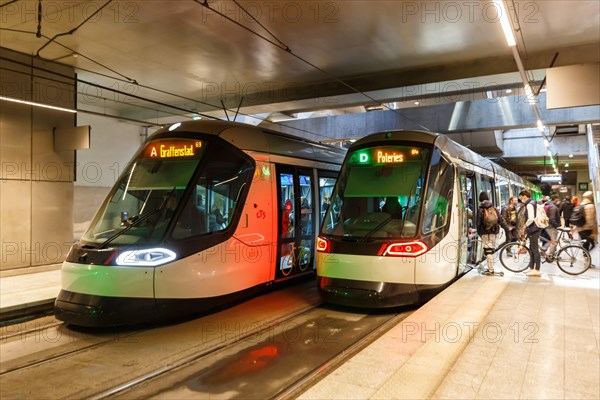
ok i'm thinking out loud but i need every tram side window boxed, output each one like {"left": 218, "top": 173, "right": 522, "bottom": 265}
{"left": 172, "top": 143, "right": 253, "bottom": 240}
{"left": 510, "top": 184, "right": 521, "bottom": 199}
{"left": 422, "top": 150, "right": 454, "bottom": 234}
{"left": 478, "top": 174, "right": 493, "bottom": 204}
{"left": 318, "top": 176, "right": 337, "bottom": 223}
{"left": 498, "top": 181, "right": 510, "bottom": 207}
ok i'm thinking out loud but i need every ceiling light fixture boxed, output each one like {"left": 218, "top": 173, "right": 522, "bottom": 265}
{"left": 492, "top": 0, "right": 559, "bottom": 175}
{"left": 0, "top": 96, "right": 77, "bottom": 113}
{"left": 493, "top": 0, "right": 516, "bottom": 46}
{"left": 537, "top": 120, "right": 545, "bottom": 132}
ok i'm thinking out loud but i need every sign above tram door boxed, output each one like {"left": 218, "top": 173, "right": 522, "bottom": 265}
{"left": 540, "top": 174, "right": 562, "bottom": 182}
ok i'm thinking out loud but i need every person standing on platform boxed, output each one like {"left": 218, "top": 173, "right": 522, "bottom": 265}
{"left": 560, "top": 195, "right": 575, "bottom": 227}
{"left": 520, "top": 190, "right": 541, "bottom": 276}
{"left": 577, "top": 191, "right": 597, "bottom": 252}
{"left": 501, "top": 196, "right": 519, "bottom": 245}
{"left": 477, "top": 192, "right": 502, "bottom": 275}
{"left": 543, "top": 195, "right": 561, "bottom": 261}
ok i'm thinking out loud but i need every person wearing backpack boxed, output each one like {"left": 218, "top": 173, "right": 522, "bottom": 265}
{"left": 543, "top": 195, "right": 561, "bottom": 261}
{"left": 519, "top": 190, "right": 542, "bottom": 276}
{"left": 476, "top": 191, "right": 502, "bottom": 275}
{"left": 576, "top": 191, "right": 598, "bottom": 252}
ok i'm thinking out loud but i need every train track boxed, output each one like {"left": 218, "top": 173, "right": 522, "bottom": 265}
{"left": 0, "top": 281, "right": 322, "bottom": 399}
{"left": 0, "top": 281, "right": 413, "bottom": 400}
{"left": 103, "top": 306, "right": 412, "bottom": 400}
{"left": 1, "top": 317, "right": 143, "bottom": 375}
{"left": 91, "top": 304, "right": 320, "bottom": 399}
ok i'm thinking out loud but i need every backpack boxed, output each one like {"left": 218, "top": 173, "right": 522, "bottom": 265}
{"left": 482, "top": 207, "right": 499, "bottom": 230}
{"left": 569, "top": 205, "right": 586, "bottom": 227}
{"left": 533, "top": 203, "right": 549, "bottom": 229}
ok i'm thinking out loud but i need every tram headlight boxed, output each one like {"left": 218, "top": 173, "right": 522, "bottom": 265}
{"left": 381, "top": 241, "right": 428, "bottom": 257}
{"left": 316, "top": 236, "right": 330, "bottom": 253}
{"left": 115, "top": 248, "right": 177, "bottom": 266}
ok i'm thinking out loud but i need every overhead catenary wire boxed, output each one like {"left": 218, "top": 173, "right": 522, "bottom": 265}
{"left": 194, "top": 0, "right": 431, "bottom": 132}
{"left": 36, "top": 0, "right": 114, "bottom": 58}
{"left": 0, "top": 0, "right": 19, "bottom": 9}
{"left": 2, "top": 3, "right": 377, "bottom": 141}
{"left": 1, "top": 32, "right": 332, "bottom": 140}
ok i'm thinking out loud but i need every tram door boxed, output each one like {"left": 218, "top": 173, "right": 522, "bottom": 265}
{"left": 461, "top": 171, "right": 478, "bottom": 266}
{"left": 276, "top": 166, "right": 315, "bottom": 279}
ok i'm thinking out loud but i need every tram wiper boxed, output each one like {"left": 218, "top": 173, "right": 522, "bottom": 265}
{"left": 95, "top": 187, "right": 176, "bottom": 250}
{"left": 359, "top": 215, "right": 393, "bottom": 243}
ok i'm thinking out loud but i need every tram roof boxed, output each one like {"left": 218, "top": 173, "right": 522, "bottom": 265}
{"left": 150, "top": 120, "right": 346, "bottom": 165}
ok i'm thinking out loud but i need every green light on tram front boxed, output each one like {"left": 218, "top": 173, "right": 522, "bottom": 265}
{"left": 358, "top": 152, "right": 369, "bottom": 164}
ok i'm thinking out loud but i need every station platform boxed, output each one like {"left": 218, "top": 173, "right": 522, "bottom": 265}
{"left": 300, "top": 247, "right": 600, "bottom": 400}
{"left": 0, "top": 263, "right": 61, "bottom": 322}
{"left": 1, "top": 249, "right": 598, "bottom": 399}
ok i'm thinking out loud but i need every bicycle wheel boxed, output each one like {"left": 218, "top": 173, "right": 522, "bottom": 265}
{"left": 555, "top": 245, "right": 591, "bottom": 275}
{"left": 499, "top": 242, "right": 531, "bottom": 272}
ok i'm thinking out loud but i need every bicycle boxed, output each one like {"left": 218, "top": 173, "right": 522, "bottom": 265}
{"left": 539, "top": 227, "right": 592, "bottom": 275}
{"left": 498, "top": 227, "right": 592, "bottom": 275}
{"left": 497, "top": 238, "right": 533, "bottom": 273}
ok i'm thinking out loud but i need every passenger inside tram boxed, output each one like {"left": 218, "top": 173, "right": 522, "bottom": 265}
{"left": 381, "top": 197, "right": 403, "bottom": 219}
{"left": 282, "top": 199, "right": 294, "bottom": 237}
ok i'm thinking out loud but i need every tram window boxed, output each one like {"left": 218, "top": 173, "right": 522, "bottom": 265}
{"left": 477, "top": 174, "right": 493, "bottom": 204}
{"left": 498, "top": 181, "right": 510, "bottom": 207}
{"left": 172, "top": 142, "right": 253, "bottom": 240}
{"left": 422, "top": 150, "right": 454, "bottom": 234}
{"left": 299, "top": 174, "right": 313, "bottom": 236}
{"left": 280, "top": 173, "right": 295, "bottom": 238}
{"left": 321, "top": 146, "right": 429, "bottom": 239}
{"left": 510, "top": 184, "right": 520, "bottom": 199}
{"left": 318, "top": 176, "right": 337, "bottom": 222}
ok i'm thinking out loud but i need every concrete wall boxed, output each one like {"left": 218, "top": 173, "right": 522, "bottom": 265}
{"left": 0, "top": 48, "right": 75, "bottom": 270}
{"left": 73, "top": 112, "right": 147, "bottom": 239}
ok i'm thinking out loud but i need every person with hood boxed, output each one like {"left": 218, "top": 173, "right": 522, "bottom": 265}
{"left": 477, "top": 191, "right": 503, "bottom": 275}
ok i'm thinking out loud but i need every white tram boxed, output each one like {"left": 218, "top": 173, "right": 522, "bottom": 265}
{"left": 316, "top": 130, "right": 540, "bottom": 307}
{"left": 55, "top": 121, "right": 344, "bottom": 326}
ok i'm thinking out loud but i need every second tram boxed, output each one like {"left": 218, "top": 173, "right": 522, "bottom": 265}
{"left": 316, "top": 130, "right": 540, "bottom": 307}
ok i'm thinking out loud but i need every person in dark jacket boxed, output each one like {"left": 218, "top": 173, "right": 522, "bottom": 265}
{"left": 501, "top": 196, "right": 520, "bottom": 245}
{"left": 559, "top": 195, "right": 575, "bottom": 227}
{"left": 542, "top": 195, "right": 561, "bottom": 260}
{"left": 477, "top": 191, "right": 502, "bottom": 275}
{"left": 520, "top": 190, "right": 541, "bottom": 276}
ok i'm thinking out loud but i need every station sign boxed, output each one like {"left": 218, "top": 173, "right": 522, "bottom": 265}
{"left": 539, "top": 174, "right": 562, "bottom": 182}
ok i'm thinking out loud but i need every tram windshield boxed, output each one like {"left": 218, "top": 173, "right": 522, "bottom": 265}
{"left": 321, "top": 145, "right": 430, "bottom": 240}
{"left": 81, "top": 137, "right": 253, "bottom": 246}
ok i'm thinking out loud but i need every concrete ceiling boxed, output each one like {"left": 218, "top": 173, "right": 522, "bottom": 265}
{"left": 1, "top": 0, "right": 599, "bottom": 177}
